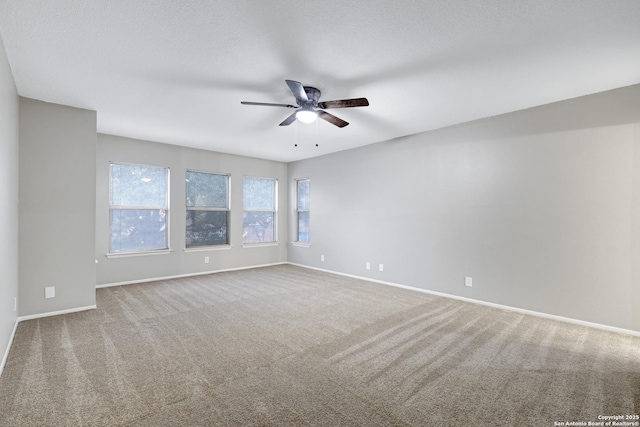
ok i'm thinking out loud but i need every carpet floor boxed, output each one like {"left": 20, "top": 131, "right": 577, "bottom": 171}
{"left": 0, "top": 265, "right": 638, "bottom": 426}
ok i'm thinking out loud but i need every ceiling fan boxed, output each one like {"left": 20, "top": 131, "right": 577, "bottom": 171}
{"left": 241, "top": 80, "right": 369, "bottom": 128}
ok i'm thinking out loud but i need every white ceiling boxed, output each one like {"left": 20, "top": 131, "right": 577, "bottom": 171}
{"left": 1, "top": 1, "right": 639, "bottom": 162}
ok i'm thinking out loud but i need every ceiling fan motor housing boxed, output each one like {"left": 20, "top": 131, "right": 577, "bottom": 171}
{"left": 302, "top": 86, "right": 321, "bottom": 107}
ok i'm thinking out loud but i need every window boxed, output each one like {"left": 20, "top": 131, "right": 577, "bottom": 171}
{"left": 110, "top": 163, "right": 169, "bottom": 253}
{"left": 243, "top": 177, "right": 277, "bottom": 243}
{"left": 296, "top": 179, "right": 310, "bottom": 243}
{"left": 186, "top": 171, "right": 229, "bottom": 247}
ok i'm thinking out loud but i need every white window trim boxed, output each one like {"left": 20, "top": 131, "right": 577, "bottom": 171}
{"left": 106, "top": 249, "right": 173, "bottom": 259}
{"left": 184, "top": 245, "right": 232, "bottom": 253}
{"left": 242, "top": 242, "right": 280, "bottom": 248}
{"left": 291, "top": 242, "right": 311, "bottom": 247}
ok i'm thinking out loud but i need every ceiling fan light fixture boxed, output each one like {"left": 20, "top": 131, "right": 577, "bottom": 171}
{"left": 296, "top": 109, "right": 317, "bottom": 124}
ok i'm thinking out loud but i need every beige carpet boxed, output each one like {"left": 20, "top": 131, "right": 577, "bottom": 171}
{"left": 0, "top": 265, "right": 638, "bottom": 426}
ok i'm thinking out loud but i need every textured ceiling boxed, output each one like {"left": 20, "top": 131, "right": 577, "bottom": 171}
{"left": 1, "top": 1, "right": 639, "bottom": 162}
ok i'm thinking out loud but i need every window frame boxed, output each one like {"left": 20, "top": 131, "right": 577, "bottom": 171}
{"left": 108, "top": 161, "right": 170, "bottom": 256}
{"left": 242, "top": 176, "right": 278, "bottom": 245}
{"left": 295, "top": 178, "right": 310, "bottom": 244}
{"left": 185, "top": 169, "right": 231, "bottom": 249}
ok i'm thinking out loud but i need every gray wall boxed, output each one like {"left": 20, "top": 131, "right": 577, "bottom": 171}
{"left": 96, "top": 134, "right": 288, "bottom": 285}
{"left": 0, "top": 34, "right": 19, "bottom": 368}
{"left": 19, "top": 98, "right": 97, "bottom": 316}
{"left": 288, "top": 84, "right": 640, "bottom": 332}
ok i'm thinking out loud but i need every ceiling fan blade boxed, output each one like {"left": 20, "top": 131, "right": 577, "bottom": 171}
{"left": 317, "top": 98, "right": 369, "bottom": 109}
{"left": 241, "top": 101, "right": 296, "bottom": 108}
{"left": 285, "top": 80, "right": 308, "bottom": 102}
{"left": 279, "top": 111, "right": 298, "bottom": 126}
{"left": 317, "top": 110, "right": 349, "bottom": 128}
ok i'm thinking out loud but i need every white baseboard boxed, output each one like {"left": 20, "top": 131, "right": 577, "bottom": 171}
{"left": 289, "top": 263, "right": 640, "bottom": 338}
{"left": 0, "top": 319, "right": 19, "bottom": 379}
{"left": 96, "top": 262, "right": 288, "bottom": 288}
{"left": 17, "top": 305, "right": 97, "bottom": 322}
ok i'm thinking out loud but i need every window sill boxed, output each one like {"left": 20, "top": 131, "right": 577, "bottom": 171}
{"left": 242, "top": 242, "right": 279, "bottom": 248}
{"left": 184, "top": 245, "right": 232, "bottom": 252}
{"left": 291, "top": 242, "right": 311, "bottom": 247}
{"left": 106, "top": 249, "right": 172, "bottom": 259}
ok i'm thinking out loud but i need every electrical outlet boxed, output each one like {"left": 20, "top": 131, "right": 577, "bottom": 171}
{"left": 204, "top": 256, "right": 209, "bottom": 264}
{"left": 366, "top": 262, "right": 371, "bottom": 270}
{"left": 321, "top": 255, "right": 325, "bottom": 262}
{"left": 14, "top": 297, "right": 17, "bottom": 312}
{"left": 465, "top": 277, "right": 473, "bottom": 287}
{"left": 379, "top": 264, "right": 384, "bottom": 272}
{"left": 45, "top": 286, "right": 55, "bottom": 299}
